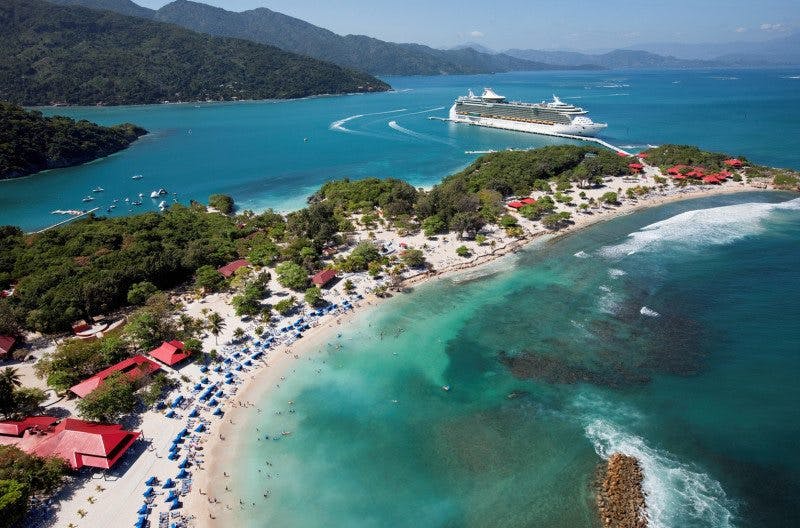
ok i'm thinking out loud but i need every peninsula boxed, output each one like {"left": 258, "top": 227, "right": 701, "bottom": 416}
{"left": 0, "top": 144, "right": 797, "bottom": 527}
{"left": 0, "top": 102, "right": 146, "bottom": 180}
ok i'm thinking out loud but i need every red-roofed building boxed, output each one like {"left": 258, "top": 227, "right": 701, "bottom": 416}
{"left": 702, "top": 175, "right": 721, "bottom": 184}
{"left": 149, "top": 340, "right": 190, "bottom": 367}
{"left": 723, "top": 158, "right": 743, "bottom": 167}
{"left": 616, "top": 151, "right": 629, "bottom": 157}
{"left": 30, "top": 418, "right": 140, "bottom": 470}
{"left": 217, "top": 259, "right": 250, "bottom": 278}
{"left": 71, "top": 320, "right": 91, "bottom": 334}
{"left": 520, "top": 197, "right": 536, "bottom": 205}
{"left": 507, "top": 201, "right": 524, "bottom": 209}
{"left": 667, "top": 165, "right": 688, "bottom": 176}
{"left": 69, "top": 355, "right": 161, "bottom": 398}
{"left": 685, "top": 167, "right": 706, "bottom": 179}
{"left": 0, "top": 416, "right": 58, "bottom": 437}
{"left": 311, "top": 269, "right": 337, "bottom": 288}
{"left": 628, "top": 162, "right": 644, "bottom": 173}
{"left": 0, "top": 335, "right": 16, "bottom": 358}
{"left": 637, "top": 152, "right": 649, "bottom": 159}
{"left": 717, "top": 171, "right": 731, "bottom": 180}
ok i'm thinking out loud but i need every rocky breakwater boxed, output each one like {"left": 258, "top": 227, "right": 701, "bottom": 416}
{"left": 596, "top": 452, "right": 647, "bottom": 528}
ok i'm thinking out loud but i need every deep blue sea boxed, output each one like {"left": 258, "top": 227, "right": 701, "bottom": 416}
{"left": 2, "top": 68, "right": 799, "bottom": 231}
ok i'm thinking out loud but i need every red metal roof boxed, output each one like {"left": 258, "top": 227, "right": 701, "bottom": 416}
{"left": 0, "top": 335, "right": 15, "bottom": 356}
{"left": 0, "top": 416, "right": 58, "bottom": 437}
{"left": 217, "top": 259, "right": 250, "bottom": 278}
{"left": 702, "top": 175, "right": 721, "bottom": 184}
{"left": 616, "top": 151, "right": 629, "bottom": 157}
{"left": 637, "top": 152, "right": 649, "bottom": 158}
{"left": 667, "top": 165, "right": 688, "bottom": 175}
{"left": 628, "top": 163, "right": 644, "bottom": 169}
{"left": 311, "top": 268, "right": 337, "bottom": 287}
{"left": 149, "top": 340, "right": 189, "bottom": 366}
{"left": 507, "top": 201, "right": 524, "bottom": 209}
{"left": 723, "top": 158, "right": 743, "bottom": 166}
{"left": 520, "top": 197, "right": 536, "bottom": 205}
{"left": 69, "top": 355, "right": 161, "bottom": 398}
{"left": 30, "top": 418, "right": 140, "bottom": 470}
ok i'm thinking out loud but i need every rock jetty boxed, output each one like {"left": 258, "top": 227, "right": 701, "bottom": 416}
{"left": 596, "top": 452, "right": 647, "bottom": 528}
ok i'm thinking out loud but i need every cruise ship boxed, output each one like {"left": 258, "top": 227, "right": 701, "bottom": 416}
{"left": 448, "top": 89, "right": 607, "bottom": 137}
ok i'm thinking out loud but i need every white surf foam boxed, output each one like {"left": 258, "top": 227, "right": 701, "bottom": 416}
{"left": 388, "top": 120, "right": 453, "bottom": 145}
{"left": 585, "top": 418, "right": 736, "bottom": 528}
{"left": 783, "top": 75, "right": 800, "bottom": 79}
{"left": 329, "top": 108, "right": 406, "bottom": 133}
{"left": 574, "top": 250, "right": 590, "bottom": 259}
{"left": 599, "top": 198, "right": 800, "bottom": 259}
{"left": 608, "top": 268, "right": 627, "bottom": 278}
{"left": 640, "top": 306, "right": 660, "bottom": 317}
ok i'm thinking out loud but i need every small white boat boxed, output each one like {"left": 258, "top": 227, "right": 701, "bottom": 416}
{"left": 138, "top": 192, "right": 144, "bottom": 199}
{"left": 124, "top": 197, "right": 130, "bottom": 202}
{"left": 150, "top": 190, "right": 160, "bottom": 198}
{"left": 131, "top": 174, "right": 143, "bottom": 180}
{"left": 92, "top": 187, "right": 104, "bottom": 193}
{"left": 112, "top": 198, "right": 119, "bottom": 203}
{"left": 158, "top": 200, "right": 167, "bottom": 210}
{"left": 150, "top": 188, "right": 168, "bottom": 198}
{"left": 109, "top": 204, "right": 116, "bottom": 209}
{"left": 132, "top": 200, "right": 142, "bottom": 206}
{"left": 81, "top": 196, "right": 94, "bottom": 203}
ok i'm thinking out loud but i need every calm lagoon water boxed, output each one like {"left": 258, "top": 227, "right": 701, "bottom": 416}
{"left": 232, "top": 192, "right": 800, "bottom": 528}
{"left": 2, "top": 68, "right": 800, "bottom": 231}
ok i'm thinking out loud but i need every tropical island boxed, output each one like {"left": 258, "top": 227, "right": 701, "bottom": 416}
{"left": 0, "top": 102, "right": 146, "bottom": 180}
{"left": 0, "top": 0, "right": 389, "bottom": 106}
{"left": 0, "top": 144, "right": 797, "bottom": 526}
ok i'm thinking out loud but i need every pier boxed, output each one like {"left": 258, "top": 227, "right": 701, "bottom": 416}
{"left": 30, "top": 207, "right": 99, "bottom": 234}
{"left": 430, "top": 116, "right": 633, "bottom": 156}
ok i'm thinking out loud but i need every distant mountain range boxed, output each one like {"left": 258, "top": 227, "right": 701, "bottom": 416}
{"left": 503, "top": 49, "right": 720, "bottom": 69}
{"left": 2, "top": 0, "right": 388, "bottom": 106}
{"left": 49, "top": 0, "right": 600, "bottom": 75}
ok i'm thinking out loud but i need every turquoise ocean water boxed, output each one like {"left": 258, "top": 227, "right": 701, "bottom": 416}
{"left": 2, "top": 68, "right": 800, "bottom": 231}
{"left": 233, "top": 192, "right": 800, "bottom": 528}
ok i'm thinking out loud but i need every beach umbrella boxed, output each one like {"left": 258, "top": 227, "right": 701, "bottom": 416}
{"left": 188, "top": 408, "right": 199, "bottom": 418}
{"left": 165, "top": 410, "right": 175, "bottom": 418}
{"left": 167, "top": 452, "right": 179, "bottom": 461}
{"left": 178, "top": 457, "right": 189, "bottom": 468}
{"left": 195, "top": 423, "right": 205, "bottom": 433}
{"left": 213, "top": 366, "right": 222, "bottom": 373}
{"left": 212, "top": 408, "right": 223, "bottom": 416}
{"left": 137, "top": 504, "right": 149, "bottom": 515}
{"left": 208, "top": 398, "right": 218, "bottom": 407}
{"left": 200, "top": 365, "right": 209, "bottom": 373}
{"left": 176, "top": 468, "right": 189, "bottom": 479}
{"left": 244, "top": 360, "right": 252, "bottom": 366}
{"left": 145, "top": 476, "right": 157, "bottom": 486}
{"left": 215, "top": 390, "right": 224, "bottom": 397}
{"left": 201, "top": 377, "right": 209, "bottom": 383}
{"left": 169, "top": 498, "right": 182, "bottom": 510}
{"left": 165, "top": 490, "right": 177, "bottom": 502}
{"left": 179, "top": 428, "right": 189, "bottom": 437}
{"left": 169, "top": 443, "right": 179, "bottom": 452}
{"left": 162, "top": 478, "right": 174, "bottom": 488}
{"left": 234, "top": 365, "right": 243, "bottom": 371}
{"left": 135, "top": 515, "right": 146, "bottom": 528}
{"left": 142, "top": 487, "right": 154, "bottom": 497}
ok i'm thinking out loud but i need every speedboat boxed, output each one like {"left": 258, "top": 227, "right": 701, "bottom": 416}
{"left": 158, "top": 200, "right": 167, "bottom": 210}
{"left": 150, "top": 188, "right": 168, "bottom": 198}
{"left": 81, "top": 196, "right": 94, "bottom": 203}
{"left": 138, "top": 192, "right": 144, "bottom": 199}
{"left": 132, "top": 200, "right": 143, "bottom": 206}
{"left": 124, "top": 197, "right": 130, "bottom": 202}
{"left": 131, "top": 174, "right": 143, "bottom": 180}
{"left": 92, "top": 187, "right": 104, "bottom": 193}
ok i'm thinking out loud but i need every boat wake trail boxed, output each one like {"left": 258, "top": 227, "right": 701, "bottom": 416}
{"left": 599, "top": 198, "right": 800, "bottom": 258}
{"left": 329, "top": 108, "right": 407, "bottom": 134}
{"left": 388, "top": 120, "right": 454, "bottom": 145}
{"left": 572, "top": 394, "right": 736, "bottom": 528}
{"left": 396, "top": 106, "right": 446, "bottom": 117}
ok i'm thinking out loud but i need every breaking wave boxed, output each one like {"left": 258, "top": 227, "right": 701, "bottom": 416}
{"left": 608, "top": 268, "right": 627, "bottom": 278}
{"left": 574, "top": 250, "right": 590, "bottom": 259}
{"left": 329, "top": 108, "right": 406, "bottom": 133}
{"left": 640, "top": 306, "right": 660, "bottom": 317}
{"left": 599, "top": 198, "right": 800, "bottom": 258}
{"left": 585, "top": 418, "right": 736, "bottom": 528}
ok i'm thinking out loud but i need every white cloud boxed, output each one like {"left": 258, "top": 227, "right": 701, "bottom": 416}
{"left": 760, "top": 23, "right": 787, "bottom": 32}
{"left": 469, "top": 30, "right": 484, "bottom": 38}
{"left": 735, "top": 27, "right": 746, "bottom": 33}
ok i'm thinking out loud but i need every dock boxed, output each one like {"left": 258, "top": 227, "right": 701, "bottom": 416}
{"left": 29, "top": 207, "right": 100, "bottom": 234}
{"left": 429, "top": 116, "right": 632, "bottom": 156}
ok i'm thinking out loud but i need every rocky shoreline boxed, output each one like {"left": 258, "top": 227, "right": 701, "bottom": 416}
{"left": 596, "top": 453, "right": 648, "bottom": 528}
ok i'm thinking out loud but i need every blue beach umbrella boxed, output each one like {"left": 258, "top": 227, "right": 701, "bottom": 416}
{"left": 165, "top": 410, "right": 175, "bottom": 418}
{"left": 137, "top": 503, "right": 149, "bottom": 515}
{"left": 212, "top": 408, "right": 223, "bottom": 416}
{"left": 195, "top": 423, "right": 205, "bottom": 432}
{"left": 135, "top": 515, "right": 146, "bottom": 528}
{"left": 176, "top": 468, "right": 189, "bottom": 479}
{"left": 178, "top": 457, "right": 189, "bottom": 468}
{"left": 215, "top": 390, "right": 224, "bottom": 397}
{"left": 165, "top": 490, "right": 177, "bottom": 502}
{"left": 142, "top": 486, "right": 154, "bottom": 497}
{"left": 200, "top": 365, "right": 209, "bottom": 372}
{"left": 208, "top": 398, "right": 218, "bottom": 407}
{"left": 188, "top": 408, "right": 199, "bottom": 418}
{"left": 145, "top": 476, "right": 157, "bottom": 486}
{"left": 213, "top": 366, "right": 222, "bottom": 372}
{"left": 179, "top": 428, "right": 188, "bottom": 437}
{"left": 167, "top": 452, "right": 179, "bottom": 461}
{"left": 162, "top": 478, "right": 174, "bottom": 488}
{"left": 170, "top": 498, "right": 182, "bottom": 510}
{"left": 244, "top": 360, "right": 252, "bottom": 366}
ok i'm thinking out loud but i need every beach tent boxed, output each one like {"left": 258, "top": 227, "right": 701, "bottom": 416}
{"left": 143, "top": 487, "right": 154, "bottom": 497}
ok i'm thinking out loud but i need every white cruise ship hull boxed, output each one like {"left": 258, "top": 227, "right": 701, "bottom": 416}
{"left": 448, "top": 104, "right": 606, "bottom": 137}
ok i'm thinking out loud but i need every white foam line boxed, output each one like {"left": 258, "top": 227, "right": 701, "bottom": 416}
{"left": 396, "top": 106, "right": 446, "bottom": 117}
{"left": 388, "top": 120, "right": 454, "bottom": 145}
{"left": 329, "top": 108, "right": 407, "bottom": 133}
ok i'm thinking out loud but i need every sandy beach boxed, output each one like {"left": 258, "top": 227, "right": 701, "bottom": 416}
{"left": 23, "top": 165, "right": 787, "bottom": 528}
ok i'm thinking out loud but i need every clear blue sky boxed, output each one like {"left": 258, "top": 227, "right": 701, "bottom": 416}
{"left": 134, "top": 0, "right": 799, "bottom": 50}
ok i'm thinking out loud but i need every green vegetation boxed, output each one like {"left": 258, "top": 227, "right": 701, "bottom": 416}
{"left": 274, "top": 297, "right": 296, "bottom": 316}
{"left": 519, "top": 196, "right": 556, "bottom": 220}
{"left": 126, "top": 281, "right": 158, "bottom": 305}
{"left": 209, "top": 194, "right": 235, "bottom": 214}
{"left": 400, "top": 249, "right": 426, "bottom": 269}
{"left": 0, "top": 0, "right": 389, "bottom": 106}
{"left": 304, "top": 287, "right": 324, "bottom": 307}
{"left": 338, "top": 242, "right": 382, "bottom": 272}
{"left": 773, "top": 172, "right": 799, "bottom": 189}
{"left": 275, "top": 262, "right": 309, "bottom": 291}
{"left": 0, "top": 478, "right": 29, "bottom": 528}
{"left": 0, "top": 102, "right": 146, "bottom": 180}
{"left": 76, "top": 372, "right": 136, "bottom": 422}
{"left": 0, "top": 368, "right": 46, "bottom": 421}
{"left": 541, "top": 212, "right": 573, "bottom": 230}
{"left": 0, "top": 445, "right": 68, "bottom": 526}
{"left": 642, "top": 144, "right": 744, "bottom": 171}
{"left": 456, "top": 246, "right": 471, "bottom": 258}
{"left": 599, "top": 192, "right": 619, "bottom": 205}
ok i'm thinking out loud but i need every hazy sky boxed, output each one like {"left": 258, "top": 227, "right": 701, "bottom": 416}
{"left": 134, "top": 0, "right": 799, "bottom": 50}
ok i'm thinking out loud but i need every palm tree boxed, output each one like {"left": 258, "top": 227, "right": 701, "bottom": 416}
{"left": 0, "top": 367, "right": 22, "bottom": 390}
{"left": 207, "top": 312, "right": 225, "bottom": 345}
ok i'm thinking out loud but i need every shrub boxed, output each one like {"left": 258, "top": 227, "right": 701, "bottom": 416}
{"left": 127, "top": 281, "right": 158, "bottom": 305}
{"left": 209, "top": 194, "right": 234, "bottom": 214}
{"left": 456, "top": 246, "right": 471, "bottom": 257}
{"left": 275, "top": 262, "right": 309, "bottom": 291}
{"left": 400, "top": 249, "right": 426, "bottom": 268}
